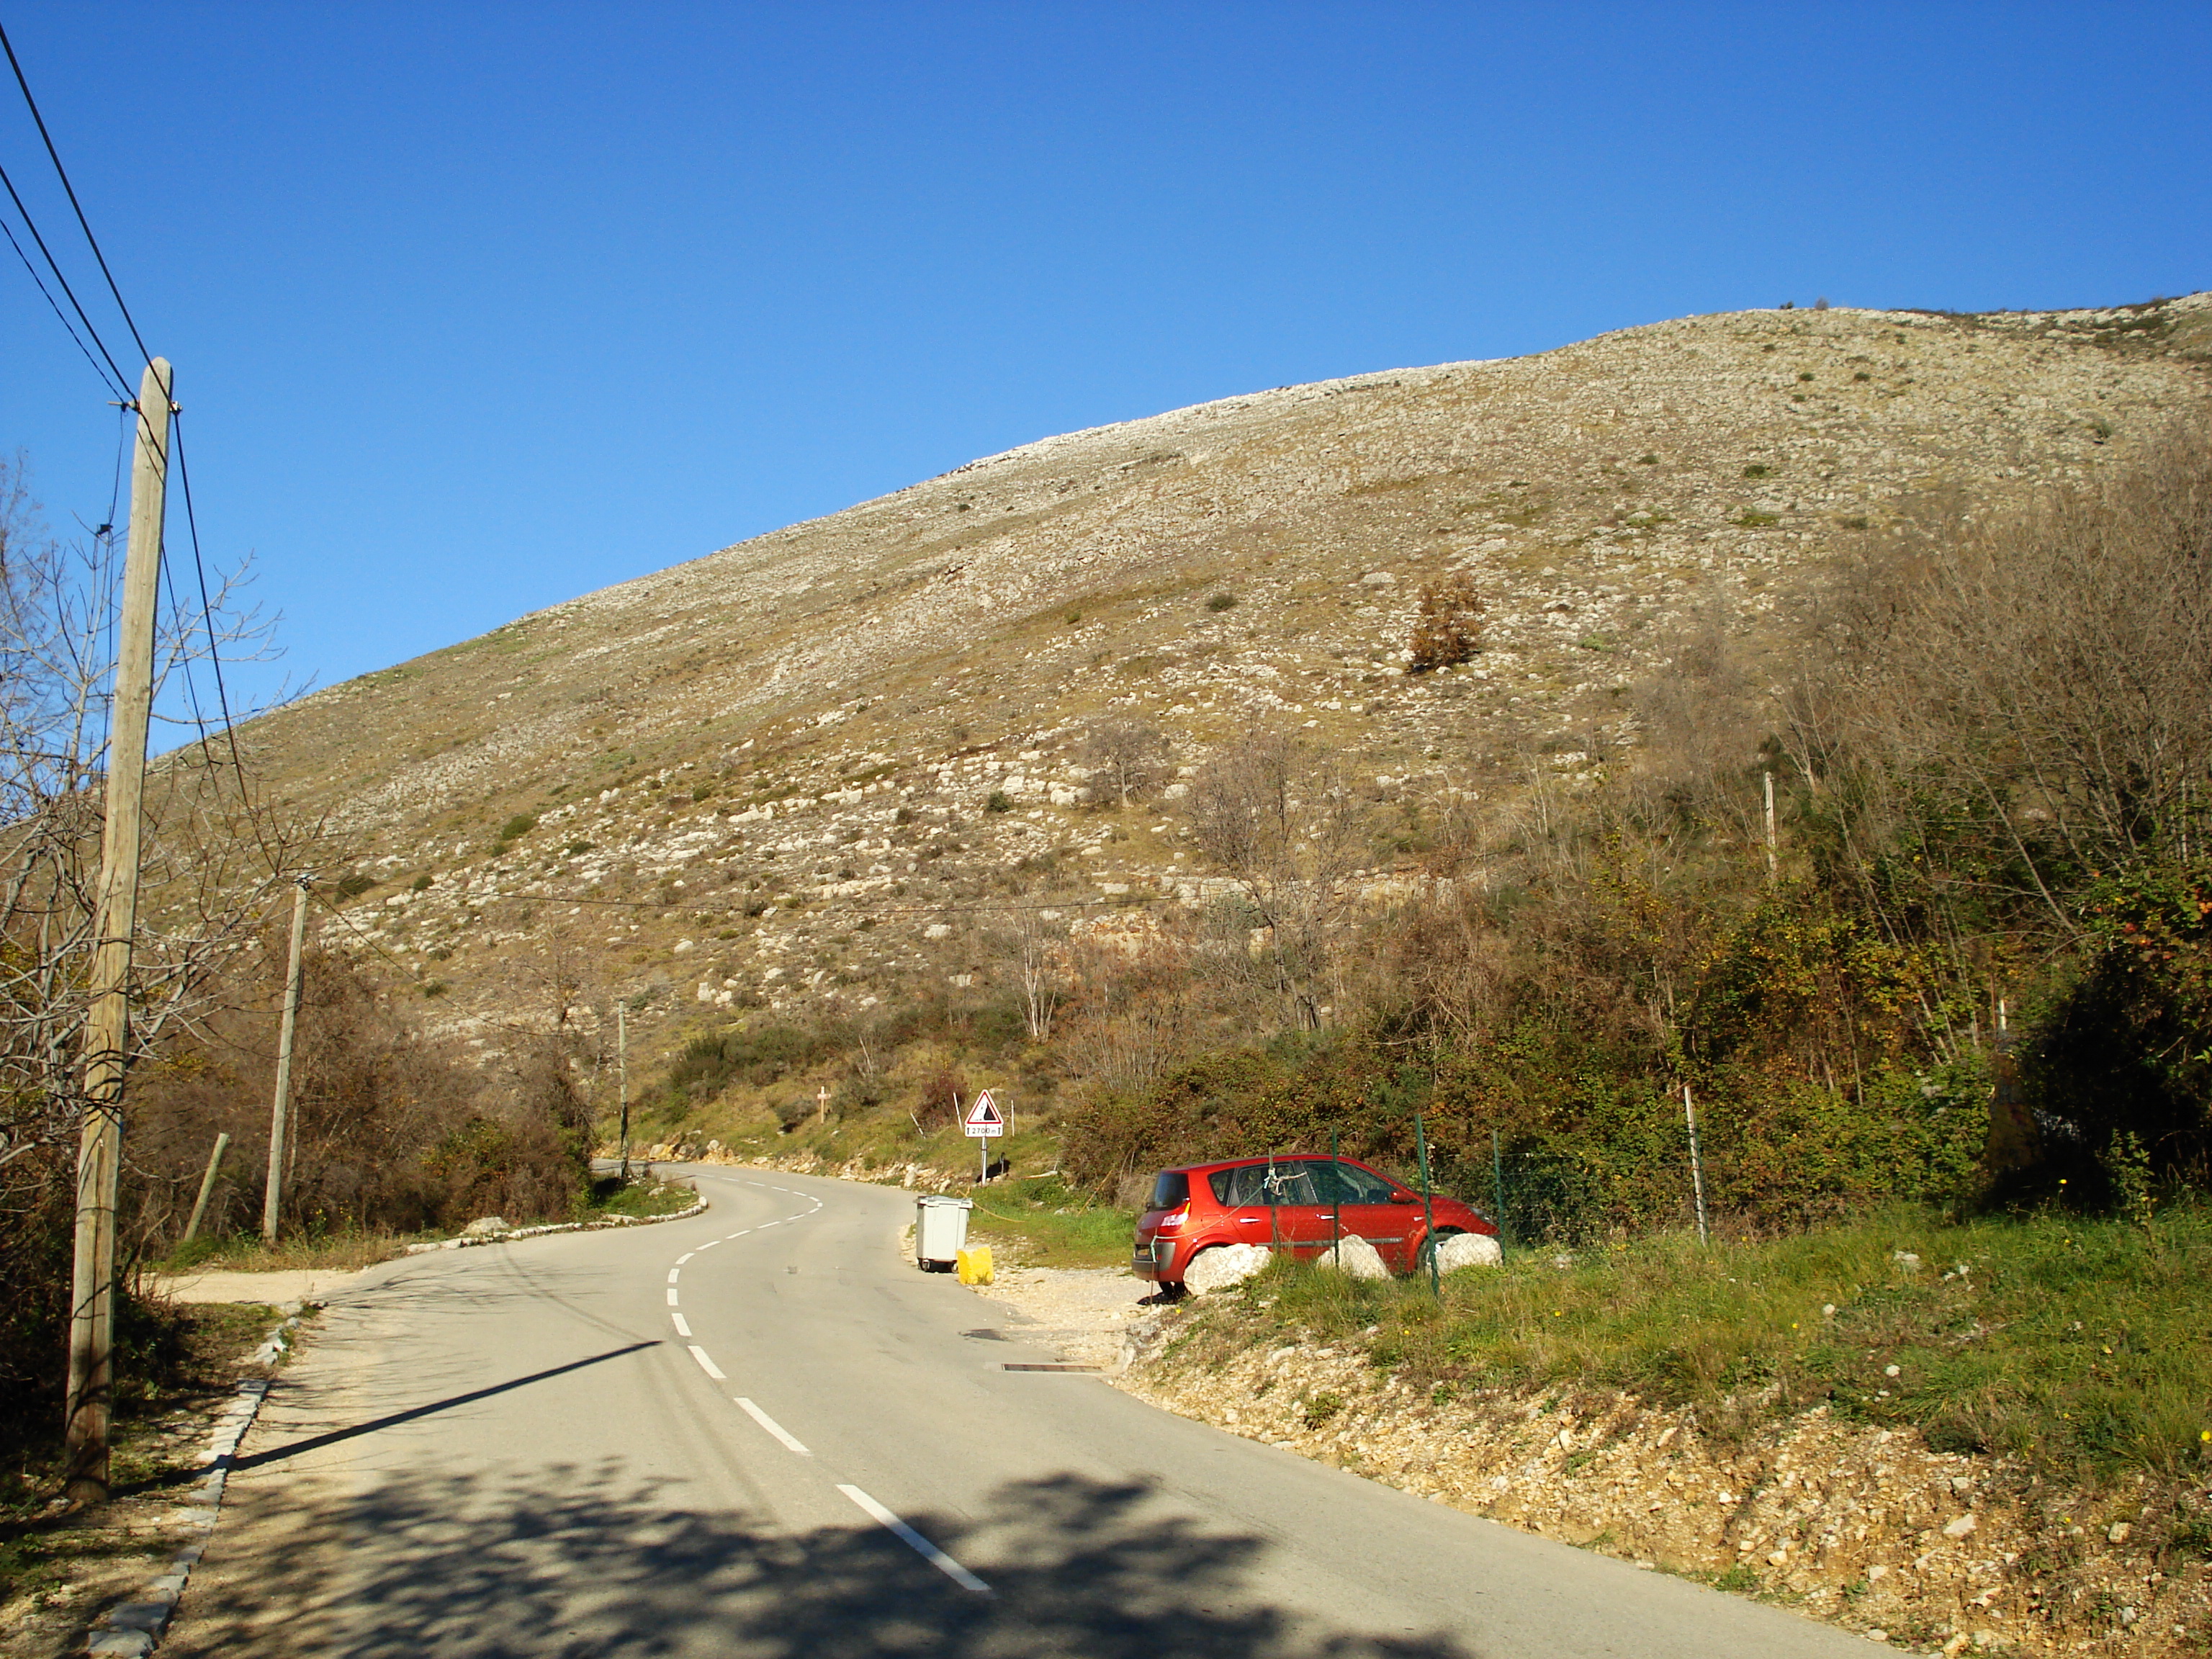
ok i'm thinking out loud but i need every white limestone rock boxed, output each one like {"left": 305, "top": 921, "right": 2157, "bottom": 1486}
{"left": 1316, "top": 1234, "right": 1390, "bottom": 1280}
{"left": 1434, "top": 1232, "right": 1504, "bottom": 1273}
{"left": 1183, "top": 1242, "right": 1273, "bottom": 1295}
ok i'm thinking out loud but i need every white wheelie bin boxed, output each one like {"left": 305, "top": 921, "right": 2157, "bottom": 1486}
{"left": 915, "top": 1194, "right": 973, "bottom": 1272}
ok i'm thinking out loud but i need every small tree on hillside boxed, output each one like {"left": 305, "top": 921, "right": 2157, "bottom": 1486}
{"left": 1407, "top": 573, "right": 1483, "bottom": 673}
{"left": 1082, "top": 718, "right": 1169, "bottom": 811}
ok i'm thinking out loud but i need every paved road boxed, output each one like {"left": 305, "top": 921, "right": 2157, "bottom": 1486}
{"left": 166, "top": 1166, "right": 1877, "bottom": 1658}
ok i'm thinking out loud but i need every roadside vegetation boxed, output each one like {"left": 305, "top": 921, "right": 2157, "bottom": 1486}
{"left": 635, "top": 423, "right": 2212, "bottom": 1264}
{"left": 963, "top": 1173, "right": 1139, "bottom": 1269}
{"left": 1, "top": 1301, "right": 279, "bottom": 1609}
{"left": 1184, "top": 1202, "right": 2212, "bottom": 1483}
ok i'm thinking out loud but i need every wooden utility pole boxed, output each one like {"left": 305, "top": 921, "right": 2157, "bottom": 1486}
{"left": 65, "top": 357, "right": 172, "bottom": 1505}
{"left": 616, "top": 1004, "right": 630, "bottom": 1179}
{"left": 261, "top": 876, "right": 313, "bottom": 1243}
{"left": 183, "top": 1132, "right": 230, "bottom": 1243}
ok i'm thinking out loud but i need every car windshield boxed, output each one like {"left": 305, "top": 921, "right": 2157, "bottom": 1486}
{"left": 1149, "top": 1172, "right": 1190, "bottom": 1209}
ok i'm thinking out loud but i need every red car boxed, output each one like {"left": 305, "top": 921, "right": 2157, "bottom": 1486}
{"left": 1132, "top": 1153, "right": 1498, "bottom": 1292}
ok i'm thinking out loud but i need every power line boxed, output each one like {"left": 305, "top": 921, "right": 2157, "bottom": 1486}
{"left": 0, "top": 205, "right": 118, "bottom": 394}
{"left": 0, "top": 154, "right": 128, "bottom": 395}
{"left": 168, "top": 418, "right": 261, "bottom": 818}
{"left": 308, "top": 884, "right": 432, "bottom": 986}
{"left": 0, "top": 19, "right": 156, "bottom": 374}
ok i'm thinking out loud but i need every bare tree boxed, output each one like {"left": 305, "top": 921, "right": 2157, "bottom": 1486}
{"left": 1082, "top": 718, "right": 1169, "bottom": 812}
{"left": 0, "top": 457, "right": 297, "bottom": 1407}
{"left": 1184, "top": 729, "right": 1370, "bottom": 1029}
{"left": 1835, "top": 423, "right": 2212, "bottom": 938}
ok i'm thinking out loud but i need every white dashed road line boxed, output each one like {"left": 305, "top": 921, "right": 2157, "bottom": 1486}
{"left": 688, "top": 1346, "right": 727, "bottom": 1381}
{"left": 667, "top": 1268, "right": 681, "bottom": 1283}
{"left": 837, "top": 1484, "right": 992, "bottom": 1595}
{"left": 734, "top": 1397, "right": 811, "bottom": 1455}
{"left": 671, "top": 1313, "right": 691, "bottom": 1337}
{"left": 666, "top": 1288, "right": 679, "bottom": 1306}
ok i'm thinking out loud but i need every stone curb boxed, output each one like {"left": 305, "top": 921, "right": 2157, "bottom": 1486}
{"left": 83, "top": 1375, "right": 273, "bottom": 1658}
{"left": 400, "top": 1195, "right": 708, "bottom": 1255}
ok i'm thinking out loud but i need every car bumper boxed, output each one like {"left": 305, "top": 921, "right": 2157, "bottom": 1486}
{"left": 1132, "top": 1236, "right": 1179, "bottom": 1282}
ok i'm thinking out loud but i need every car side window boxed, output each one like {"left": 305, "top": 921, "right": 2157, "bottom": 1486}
{"left": 1331, "top": 1163, "right": 1397, "bottom": 1204}
{"left": 1208, "top": 1164, "right": 1321, "bottom": 1207}
{"left": 1208, "top": 1166, "right": 1258, "bottom": 1206}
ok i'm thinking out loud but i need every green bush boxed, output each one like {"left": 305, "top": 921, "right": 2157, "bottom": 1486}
{"left": 1207, "top": 593, "right": 1238, "bottom": 613}
{"left": 670, "top": 1020, "right": 842, "bottom": 1097}
{"left": 986, "top": 791, "right": 1014, "bottom": 814}
{"left": 499, "top": 814, "right": 536, "bottom": 841}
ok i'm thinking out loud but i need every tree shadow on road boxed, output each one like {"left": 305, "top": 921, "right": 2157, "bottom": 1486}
{"left": 168, "top": 1462, "right": 1474, "bottom": 1659}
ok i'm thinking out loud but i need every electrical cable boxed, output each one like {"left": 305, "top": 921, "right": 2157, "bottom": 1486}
{"left": 168, "top": 418, "right": 261, "bottom": 815}
{"left": 0, "top": 19, "right": 157, "bottom": 374}
{"left": 308, "top": 884, "right": 433, "bottom": 986}
{"left": 0, "top": 154, "right": 127, "bottom": 395}
{"left": 0, "top": 206, "right": 118, "bottom": 395}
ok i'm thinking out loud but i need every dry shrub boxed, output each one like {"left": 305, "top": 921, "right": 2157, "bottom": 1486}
{"left": 1407, "top": 573, "right": 1483, "bottom": 672}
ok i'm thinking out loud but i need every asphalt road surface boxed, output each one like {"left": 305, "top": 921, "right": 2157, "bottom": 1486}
{"left": 165, "top": 1165, "right": 1879, "bottom": 1658}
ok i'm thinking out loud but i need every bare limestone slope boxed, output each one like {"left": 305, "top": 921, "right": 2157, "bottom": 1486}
{"left": 233, "top": 297, "right": 2212, "bottom": 1069}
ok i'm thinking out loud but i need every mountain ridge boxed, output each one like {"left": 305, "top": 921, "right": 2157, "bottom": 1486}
{"left": 229, "top": 294, "right": 2212, "bottom": 1068}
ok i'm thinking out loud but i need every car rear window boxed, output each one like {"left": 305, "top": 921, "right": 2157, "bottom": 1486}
{"left": 1149, "top": 1172, "right": 1190, "bottom": 1209}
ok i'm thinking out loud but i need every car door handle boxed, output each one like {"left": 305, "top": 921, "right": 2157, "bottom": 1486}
{"left": 1237, "top": 1217, "right": 1264, "bottom": 1223}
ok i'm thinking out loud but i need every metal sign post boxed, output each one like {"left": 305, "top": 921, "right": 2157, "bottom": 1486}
{"left": 962, "top": 1089, "right": 1004, "bottom": 1185}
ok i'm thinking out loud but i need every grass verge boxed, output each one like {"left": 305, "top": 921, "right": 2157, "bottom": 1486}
{"left": 585, "top": 1174, "right": 698, "bottom": 1219}
{"left": 964, "top": 1173, "right": 1138, "bottom": 1269}
{"left": 1204, "top": 1201, "right": 2212, "bottom": 1481}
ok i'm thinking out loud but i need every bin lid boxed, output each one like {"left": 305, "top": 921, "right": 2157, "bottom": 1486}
{"left": 916, "top": 1194, "right": 973, "bottom": 1209}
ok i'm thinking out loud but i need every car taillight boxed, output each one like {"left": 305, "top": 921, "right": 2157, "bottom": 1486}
{"left": 1156, "top": 1204, "right": 1188, "bottom": 1231}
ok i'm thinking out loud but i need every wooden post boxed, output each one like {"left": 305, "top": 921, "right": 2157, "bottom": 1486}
{"left": 1763, "top": 770, "right": 1779, "bottom": 884}
{"left": 1684, "top": 1083, "right": 1711, "bottom": 1247}
{"left": 261, "top": 876, "right": 312, "bottom": 1242}
{"left": 65, "top": 357, "right": 171, "bottom": 1505}
{"left": 183, "top": 1132, "right": 231, "bottom": 1243}
{"left": 617, "top": 1004, "right": 630, "bottom": 1179}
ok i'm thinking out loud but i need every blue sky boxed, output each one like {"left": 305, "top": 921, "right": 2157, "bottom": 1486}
{"left": 2, "top": 2, "right": 2206, "bottom": 718}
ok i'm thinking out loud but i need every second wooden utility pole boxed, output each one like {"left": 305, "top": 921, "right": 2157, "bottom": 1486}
{"left": 261, "top": 876, "right": 313, "bottom": 1243}
{"left": 64, "top": 358, "right": 172, "bottom": 1505}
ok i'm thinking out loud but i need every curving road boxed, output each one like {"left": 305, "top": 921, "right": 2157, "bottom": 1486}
{"left": 165, "top": 1165, "right": 1876, "bottom": 1658}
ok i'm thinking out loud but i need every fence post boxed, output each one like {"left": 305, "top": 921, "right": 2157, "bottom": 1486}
{"left": 1414, "top": 1110, "right": 1442, "bottom": 1295}
{"left": 1490, "top": 1126, "right": 1506, "bottom": 1249}
{"left": 1330, "top": 1128, "right": 1343, "bottom": 1268}
{"left": 1683, "top": 1083, "right": 1710, "bottom": 1248}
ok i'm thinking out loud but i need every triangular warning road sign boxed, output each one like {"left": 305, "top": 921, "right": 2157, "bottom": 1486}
{"left": 963, "top": 1090, "right": 1003, "bottom": 1128}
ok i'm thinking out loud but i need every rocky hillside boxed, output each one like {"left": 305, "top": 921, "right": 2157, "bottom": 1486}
{"left": 233, "top": 295, "right": 2212, "bottom": 1073}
